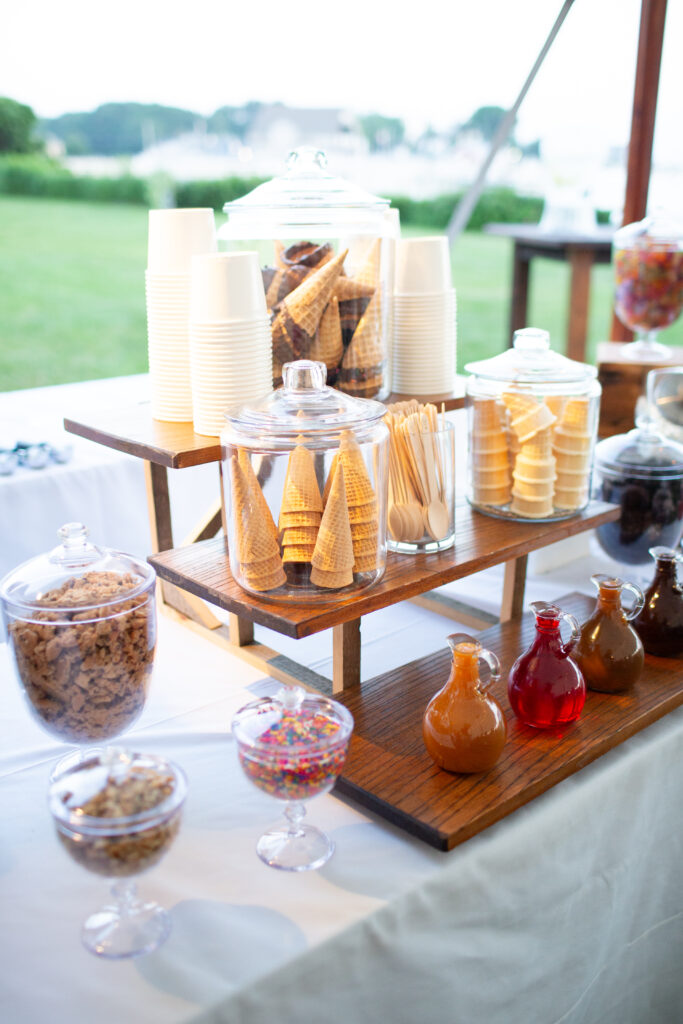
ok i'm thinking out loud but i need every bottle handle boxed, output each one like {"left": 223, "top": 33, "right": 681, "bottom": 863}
{"left": 558, "top": 610, "right": 581, "bottom": 653}
{"left": 477, "top": 647, "right": 501, "bottom": 692}
{"left": 620, "top": 581, "right": 645, "bottom": 620}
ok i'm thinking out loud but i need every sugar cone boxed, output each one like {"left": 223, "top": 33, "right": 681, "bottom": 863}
{"left": 281, "top": 525, "right": 319, "bottom": 546}
{"left": 237, "top": 448, "right": 278, "bottom": 543}
{"left": 266, "top": 264, "right": 309, "bottom": 309}
{"left": 269, "top": 249, "right": 347, "bottom": 359}
{"left": 338, "top": 290, "right": 384, "bottom": 391}
{"left": 311, "top": 465, "right": 354, "bottom": 579}
{"left": 309, "top": 296, "right": 343, "bottom": 371}
{"left": 280, "top": 444, "right": 323, "bottom": 516}
{"left": 349, "top": 500, "right": 378, "bottom": 525}
{"left": 282, "top": 544, "right": 316, "bottom": 563}
{"left": 310, "top": 565, "right": 354, "bottom": 588}
{"left": 278, "top": 510, "right": 322, "bottom": 529}
{"left": 337, "top": 431, "right": 376, "bottom": 506}
{"left": 229, "top": 457, "right": 286, "bottom": 586}
{"left": 353, "top": 552, "right": 380, "bottom": 573}
{"left": 351, "top": 519, "right": 378, "bottom": 540}
{"left": 322, "top": 451, "right": 340, "bottom": 507}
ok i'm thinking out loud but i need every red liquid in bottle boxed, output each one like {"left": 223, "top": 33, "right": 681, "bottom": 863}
{"left": 508, "top": 604, "right": 586, "bottom": 729}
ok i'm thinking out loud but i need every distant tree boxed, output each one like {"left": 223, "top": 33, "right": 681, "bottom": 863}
{"left": 0, "top": 97, "right": 41, "bottom": 153}
{"left": 461, "top": 105, "right": 514, "bottom": 143}
{"left": 208, "top": 102, "right": 261, "bottom": 141}
{"left": 358, "top": 114, "right": 405, "bottom": 153}
{"left": 44, "top": 103, "right": 198, "bottom": 155}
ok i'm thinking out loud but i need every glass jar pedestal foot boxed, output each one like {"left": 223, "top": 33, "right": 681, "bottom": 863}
{"left": 83, "top": 880, "right": 171, "bottom": 959}
{"left": 256, "top": 801, "right": 334, "bottom": 872}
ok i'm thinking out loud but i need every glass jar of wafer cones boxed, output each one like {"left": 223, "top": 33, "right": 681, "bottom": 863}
{"left": 220, "top": 359, "right": 389, "bottom": 603}
{"left": 465, "top": 328, "right": 601, "bottom": 522}
{"left": 217, "top": 148, "right": 396, "bottom": 399}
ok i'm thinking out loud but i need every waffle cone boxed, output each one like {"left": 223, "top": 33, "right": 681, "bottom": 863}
{"left": 334, "top": 276, "right": 375, "bottom": 302}
{"left": 322, "top": 451, "right": 339, "bottom": 507}
{"left": 338, "top": 431, "right": 376, "bottom": 506}
{"left": 282, "top": 544, "right": 316, "bottom": 563}
{"left": 310, "top": 565, "right": 353, "bottom": 588}
{"left": 561, "top": 398, "right": 591, "bottom": 433}
{"left": 244, "top": 565, "right": 287, "bottom": 591}
{"left": 280, "top": 249, "right": 347, "bottom": 341}
{"left": 338, "top": 296, "right": 372, "bottom": 346}
{"left": 241, "top": 552, "right": 284, "bottom": 573}
{"left": 339, "top": 290, "right": 383, "bottom": 384}
{"left": 266, "top": 265, "right": 308, "bottom": 308}
{"left": 237, "top": 448, "right": 278, "bottom": 543}
{"left": 281, "top": 241, "right": 333, "bottom": 269}
{"left": 273, "top": 240, "right": 286, "bottom": 268}
{"left": 230, "top": 456, "right": 284, "bottom": 567}
{"left": 309, "top": 296, "right": 343, "bottom": 370}
{"left": 311, "top": 464, "right": 354, "bottom": 572}
{"left": 280, "top": 525, "right": 319, "bottom": 546}
{"left": 280, "top": 444, "right": 323, "bottom": 515}
{"left": 354, "top": 237, "right": 382, "bottom": 289}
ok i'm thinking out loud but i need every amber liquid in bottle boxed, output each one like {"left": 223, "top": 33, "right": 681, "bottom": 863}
{"left": 634, "top": 548, "right": 683, "bottom": 657}
{"left": 574, "top": 576, "right": 645, "bottom": 693}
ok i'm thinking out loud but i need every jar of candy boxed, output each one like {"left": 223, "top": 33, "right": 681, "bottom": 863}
{"left": 218, "top": 148, "right": 396, "bottom": 398}
{"left": 465, "top": 327, "right": 601, "bottom": 521}
{"left": 220, "top": 359, "right": 389, "bottom": 603}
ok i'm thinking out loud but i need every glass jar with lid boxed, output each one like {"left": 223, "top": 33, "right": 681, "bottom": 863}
{"left": 220, "top": 358, "right": 388, "bottom": 603}
{"left": 593, "top": 416, "right": 683, "bottom": 565}
{"left": 218, "top": 147, "right": 396, "bottom": 399}
{"left": 465, "top": 327, "right": 601, "bottom": 521}
{"left": 0, "top": 523, "right": 157, "bottom": 744}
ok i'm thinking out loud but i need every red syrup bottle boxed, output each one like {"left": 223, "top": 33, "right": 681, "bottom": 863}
{"left": 508, "top": 602, "right": 586, "bottom": 729}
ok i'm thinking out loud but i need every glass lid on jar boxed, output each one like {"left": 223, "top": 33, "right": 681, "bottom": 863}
{"left": 613, "top": 214, "right": 683, "bottom": 249}
{"left": 465, "top": 328, "right": 598, "bottom": 384}
{"left": 0, "top": 522, "right": 155, "bottom": 618}
{"left": 594, "top": 415, "right": 683, "bottom": 480}
{"left": 222, "top": 359, "right": 386, "bottom": 446}
{"left": 219, "top": 148, "right": 391, "bottom": 238}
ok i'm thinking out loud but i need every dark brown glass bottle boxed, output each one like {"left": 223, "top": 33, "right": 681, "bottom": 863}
{"left": 574, "top": 574, "right": 645, "bottom": 693}
{"left": 634, "top": 547, "right": 683, "bottom": 657}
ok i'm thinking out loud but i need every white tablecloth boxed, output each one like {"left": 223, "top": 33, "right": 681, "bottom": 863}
{"left": 1, "top": 377, "right": 682, "bottom": 1023}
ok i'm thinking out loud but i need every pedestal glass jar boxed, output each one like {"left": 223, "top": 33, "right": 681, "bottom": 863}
{"left": 218, "top": 147, "right": 396, "bottom": 398}
{"left": 593, "top": 418, "right": 683, "bottom": 565}
{"left": 221, "top": 359, "right": 388, "bottom": 603}
{"left": 573, "top": 574, "right": 645, "bottom": 693}
{"left": 465, "top": 328, "right": 601, "bottom": 521}
{"left": 633, "top": 546, "right": 683, "bottom": 657}
{"left": 0, "top": 524, "right": 156, "bottom": 745}
{"left": 613, "top": 216, "right": 683, "bottom": 361}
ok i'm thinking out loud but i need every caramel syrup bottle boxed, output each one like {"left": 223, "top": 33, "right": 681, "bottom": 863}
{"left": 574, "top": 574, "right": 645, "bottom": 693}
{"left": 423, "top": 634, "right": 506, "bottom": 773}
{"left": 634, "top": 546, "right": 683, "bottom": 657}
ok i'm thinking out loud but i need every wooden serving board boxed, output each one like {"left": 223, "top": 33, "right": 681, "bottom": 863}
{"left": 332, "top": 592, "right": 683, "bottom": 851}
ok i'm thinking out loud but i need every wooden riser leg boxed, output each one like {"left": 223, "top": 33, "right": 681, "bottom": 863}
{"left": 501, "top": 555, "right": 528, "bottom": 622}
{"left": 332, "top": 620, "right": 361, "bottom": 694}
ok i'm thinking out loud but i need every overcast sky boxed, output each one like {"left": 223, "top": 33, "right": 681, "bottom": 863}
{"left": 2, "top": 0, "right": 681, "bottom": 165}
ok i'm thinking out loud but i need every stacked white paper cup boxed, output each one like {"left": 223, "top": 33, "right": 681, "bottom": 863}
{"left": 190, "top": 251, "right": 273, "bottom": 437}
{"left": 146, "top": 208, "right": 217, "bottom": 422}
{"left": 391, "top": 236, "right": 457, "bottom": 396}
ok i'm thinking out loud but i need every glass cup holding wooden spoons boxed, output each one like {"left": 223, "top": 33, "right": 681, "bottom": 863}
{"left": 386, "top": 419, "right": 455, "bottom": 553}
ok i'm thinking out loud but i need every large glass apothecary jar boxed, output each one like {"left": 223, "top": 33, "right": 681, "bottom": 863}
{"left": 220, "top": 359, "right": 389, "bottom": 603}
{"left": 465, "top": 328, "right": 601, "bottom": 521}
{"left": 218, "top": 148, "right": 396, "bottom": 399}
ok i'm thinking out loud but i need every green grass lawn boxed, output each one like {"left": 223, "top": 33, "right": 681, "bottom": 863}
{"left": 1, "top": 195, "right": 681, "bottom": 392}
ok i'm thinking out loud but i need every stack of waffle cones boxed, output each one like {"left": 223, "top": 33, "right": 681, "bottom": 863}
{"left": 470, "top": 398, "right": 512, "bottom": 506}
{"left": 310, "top": 464, "right": 354, "bottom": 588}
{"left": 511, "top": 426, "right": 556, "bottom": 519}
{"left": 278, "top": 444, "right": 323, "bottom": 565}
{"left": 334, "top": 430, "right": 380, "bottom": 573}
{"left": 552, "top": 398, "right": 592, "bottom": 510}
{"left": 229, "top": 456, "right": 286, "bottom": 592}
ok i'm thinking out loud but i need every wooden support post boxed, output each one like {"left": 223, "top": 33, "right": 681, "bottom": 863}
{"left": 500, "top": 555, "right": 528, "bottom": 623}
{"left": 332, "top": 620, "right": 361, "bottom": 694}
{"left": 567, "top": 248, "right": 593, "bottom": 362}
{"left": 229, "top": 613, "right": 254, "bottom": 647}
{"left": 144, "top": 461, "right": 173, "bottom": 553}
{"left": 509, "top": 242, "right": 530, "bottom": 343}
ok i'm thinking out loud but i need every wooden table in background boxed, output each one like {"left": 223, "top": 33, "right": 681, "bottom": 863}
{"left": 597, "top": 341, "right": 683, "bottom": 436}
{"left": 485, "top": 223, "right": 614, "bottom": 361}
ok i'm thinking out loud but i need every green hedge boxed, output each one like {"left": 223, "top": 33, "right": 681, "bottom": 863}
{"left": 4, "top": 156, "right": 608, "bottom": 230}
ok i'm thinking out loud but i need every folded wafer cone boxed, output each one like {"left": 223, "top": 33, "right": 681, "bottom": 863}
{"left": 229, "top": 457, "right": 286, "bottom": 588}
{"left": 280, "top": 444, "right": 323, "bottom": 516}
{"left": 309, "top": 296, "right": 343, "bottom": 371}
{"left": 337, "top": 431, "right": 376, "bottom": 505}
{"left": 237, "top": 448, "right": 278, "bottom": 543}
{"left": 270, "top": 249, "right": 347, "bottom": 359}
{"left": 311, "top": 465, "right": 354, "bottom": 585}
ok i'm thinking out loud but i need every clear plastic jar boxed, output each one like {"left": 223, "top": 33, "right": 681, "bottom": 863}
{"left": 218, "top": 148, "right": 396, "bottom": 398}
{"left": 0, "top": 524, "right": 156, "bottom": 743}
{"left": 220, "top": 359, "right": 388, "bottom": 603}
{"left": 465, "top": 328, "right": 601, "bottom": 521}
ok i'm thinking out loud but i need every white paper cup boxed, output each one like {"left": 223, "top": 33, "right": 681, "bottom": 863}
{"left": 395, "top": 237, "right": 452, "bottom": 294}
{"left": 147, "top": 209, "right": 216, "bottom": 274}
{"left": 190, "top": 251, "right": 267, "bottom": 322}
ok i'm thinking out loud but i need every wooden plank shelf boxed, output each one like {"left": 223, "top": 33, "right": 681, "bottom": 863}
{"left": 148, "top": 500, "right": 618, "bottom": 640}
{"left": 333, "top": 591, "right": 683, "bottom": 851}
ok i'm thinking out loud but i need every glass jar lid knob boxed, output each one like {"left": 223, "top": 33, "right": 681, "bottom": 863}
{"left": 513, "top": 328, "right": 551, "bottom": 352}
{"left": 286, "top": 147, "right": 328, "bottom": 174}
{"left": 49, "top": 523, "right": 100, "bottom": 568}
{"left": 282, "top": 360, "right": 327, "bottom": 393}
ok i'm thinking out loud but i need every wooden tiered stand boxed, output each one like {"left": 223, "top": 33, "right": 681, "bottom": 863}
{"left": 63, "top": 400, "right": 683, "bottom": 853}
